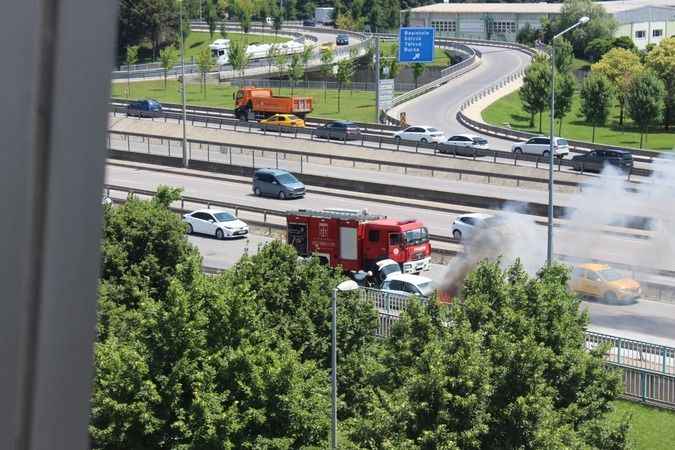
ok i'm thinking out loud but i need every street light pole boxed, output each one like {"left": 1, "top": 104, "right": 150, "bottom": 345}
{"left": 331, "top": 280, "right": 359, "bottom": 450}
{"left": 375, "top": 37, "right": 380, "bottom": 123}
{"left": 547, "top": 16, "right": 589, "bottom": 266}
{"left": 179, "top": 1, "right": 188, "bottom": 168}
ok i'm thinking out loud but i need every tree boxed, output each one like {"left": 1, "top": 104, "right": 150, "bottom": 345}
{"left": 272, "top": 6, "right": 283, "bottom": 36}
{"left": 442, "top": 48, "right": 456, "bottom": 66}
{"left": 205, "top": 1, "right": 218, "bottom": 39}
{"left": 553, "top": 38, "right": 574, "bottom": 73}
{"left": 584, "top": 37, "right": 612, "bottom": 62}
{"left": 228, "top": 38, "right": 250, "bottom": 81}
{"left": 219, "top": 21, "right": 228, "bottom": 40}
{"left": 554, "top": 72, "right": 575, "bottom": 135}
{"left": 125, "top": 45, "right": 139, "bottom": 98}
{"left": 303, "top": 1, "right": 316, "bottom": 20}
{"left": 320, "top": 48, "right": 335, "bottom": 103}
{"left": 612, "top": 35, "right": 637, "bottom": 53}
{"left": 645, "top": 37, "right": 675, "bottom": 130}
{"left": 519, "top": 56, "right": 550, "bottom": 131}
{"left": 411, "top": 62, "right": 425, "bottom": 88}
{"left": 580, "top": 72, "right": 615, "bottom": 142}
{"left": 159, "top": 45, "right": 179, "bottom": 89}
{"left": 274, "top": 51, "right": 289, "bottom": 91}
{"left": 384, "top": 43, "right": 400, "bottom": 79}
{"left": 402, "top": 9, "right": 411, "bottom": 27}
{"left": 336, "top": 59, "right": 354, "bottom": 113}
{"left": 233, "top": 0, "right": 253, "bottom": 33}
{"left": 346, "top": 261, "right": 629, "bottom": 449}
{"left": 266, "top": 43, "right": 279, "bottom": 74}
{"left": 196, "top": 47, "right": 214, "bottom": 98}
{"left": 516, "top": 23, "right": 538, "bottom": 46}
{"left": 555, "top": 0, "right": 617, "bottom": 57}
{"left": 288, "top": 53, "right": 304, "bottom": 95}
{"left": 301, "top": 44, "right": 315, "bottom": 84}
{"left": 626, "top": 71, "right": 666, "bottom": 148}
{"left": 592, "top": 48, "right": 643, "bottom": 126}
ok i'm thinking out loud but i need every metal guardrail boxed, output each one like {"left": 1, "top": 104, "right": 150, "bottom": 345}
{"left": 613, "top": 363, "right": 675, "bottom": 408}
{"left": 108, "top": 111, "right": 652, "bottom": 180}
{"left": 586, "top": 331, "right": 675, "bottom": 375}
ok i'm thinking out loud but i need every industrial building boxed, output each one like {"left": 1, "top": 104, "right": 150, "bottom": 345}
{"left": 405, "top": 0, "right": 675, "bottom": 49}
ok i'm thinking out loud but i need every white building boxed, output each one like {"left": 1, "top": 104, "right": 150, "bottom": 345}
{"left": 405, "top": 0, "right": 675, "bottom": 49}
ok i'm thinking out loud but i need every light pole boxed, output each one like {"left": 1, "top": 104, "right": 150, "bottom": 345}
{"left": 331, "top": 279, "right": 359, "bottom": 450}
{"left": 179, "top": 1, "right": 188, "bottom": 168}
{"left": 374, "top": 37, "right": 380, "bottom": 123}
{"left": 547, "top": 16, "right": 589, "bottom": 266}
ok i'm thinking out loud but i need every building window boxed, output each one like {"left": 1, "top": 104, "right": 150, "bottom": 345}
{"left": 635, "top": 30, "right": 646, "bottom": 39}
{"left": 489, "top": 21, "right": 517, "bottom": 34}
{"left": 431, "top": 20, "right": 457, "bottom": 33}
{"left": 653, "top": 29, "right": 663, "bottom": 37}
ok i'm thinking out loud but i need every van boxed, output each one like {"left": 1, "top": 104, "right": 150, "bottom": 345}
{"left": 127, "top": 99, "right": 162, "bottom": 117}
{"left": 252, "top": 168, "right": 305, "bottom": 199}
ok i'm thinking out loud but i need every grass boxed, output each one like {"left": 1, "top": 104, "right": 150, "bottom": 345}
{"left": 482, "top": 90, "right": 674, "bottom": 151}
{"left": 112, "top": 79, "right": 381, "bottom": 123}
{"left": 610, "top": 400, "right": 675, "bottom": 449}
{"left": 380, "top": 42, "right": 453, "bottom": 68}
{"left": 131, "top": 32, "right": 290, "bottom": 64}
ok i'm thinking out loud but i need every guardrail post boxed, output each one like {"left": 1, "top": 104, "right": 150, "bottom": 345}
{"left": 168, "top": 139, "right": 171, "bottom": 157}
{"left": 300, "top": 156, "right": 303, "bottom": 173}
{"left": 617, "top": 338, "right": 622, "bottom": 364}
{"left": 663, "top": 348, "right": 667, "bottom": 374}
{"left": 252, "top": 150, "right": 255, "bottom": 168}
{"left": 275, "top": 151, "right": 279, "bottom": 169}
{"left": 640, "top": 371, "right": 646, "bottom": 402}
{"left": 127, "top": 136, "right": 131, "bottom": 152}
{"left": 147, "top": 139, "right": 150, "bottom": 154}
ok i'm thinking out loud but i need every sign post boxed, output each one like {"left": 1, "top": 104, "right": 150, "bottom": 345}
{"left": 378, "top": 79, "right": 395, "bottom": 112}
{"left": 398, "top": 27, "right": 435, "bottom": 63}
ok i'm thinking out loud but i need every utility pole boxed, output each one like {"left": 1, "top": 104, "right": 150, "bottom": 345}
{"left": 179, "top": 1, "right": 188, "bottom": 168}
{"left": 374, "top": 37, "right": 380, "bottom": 123}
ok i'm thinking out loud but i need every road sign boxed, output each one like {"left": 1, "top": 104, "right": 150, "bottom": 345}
{"left": 398, "top": 27, "right": 435, "bottom": 63}
{"left": 378, "top": 79, "right": 395, "bottom": 111}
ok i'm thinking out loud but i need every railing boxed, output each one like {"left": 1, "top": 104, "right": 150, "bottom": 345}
{"left": 586, "top": 331, "right": 675, "bottom": 375}
{"left": 229, "top": 77, "right": 417, "bottom": 92}
{"left": 614, "top": 364, "right": 675, "bottom": 408}
{"left": 108, "top": 111, "right": 652, "bottom": 179}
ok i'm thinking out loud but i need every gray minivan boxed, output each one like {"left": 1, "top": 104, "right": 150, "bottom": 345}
{"left": 252, "top": 168, "right": 305, "bottom": 199}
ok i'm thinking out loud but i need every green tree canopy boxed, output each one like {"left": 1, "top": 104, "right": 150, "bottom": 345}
{"left": 645, "top": 37, "right": 675, "bottom": 130}
{"left": 592, "top": 48, "right": 643, "bottom": 126}
{"left": 555, "top": 0, "right": 617, "bottom": 57}
{"left": 159, "top": 45, "right": 179, "bottom": 89}
{"left": 519, "top": 55, "right": 550, "bottom": 131}
{"left": 626, "top": 71, "right": 666, "bottom": 148}
{"left": 580, "top": 72, "right": 615, "bottom": 142}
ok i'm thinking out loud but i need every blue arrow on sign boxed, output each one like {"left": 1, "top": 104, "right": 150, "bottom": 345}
{"left": 398, "top": 27, "right": 435, "bottom": 63}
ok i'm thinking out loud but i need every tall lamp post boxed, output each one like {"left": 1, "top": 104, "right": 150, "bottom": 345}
{"left": 331, "top": 279, "right": 359, "bottom": 450}
{"left": 179, "top": 0, "right": 188, "bottom": 168}
{"left": 547, "top": 16, "right": 589, "bottom": 266}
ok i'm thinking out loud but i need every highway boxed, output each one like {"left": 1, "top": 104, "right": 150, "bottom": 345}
{"left": 185, "top": 232, "right": 675, "bottom": 346}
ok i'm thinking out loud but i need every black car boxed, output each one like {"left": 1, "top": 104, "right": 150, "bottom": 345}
{"left": 303, "top": 19, "right": 316, "bottom": 27}
{"left": 314, "top": 121, "right": 362, "bottom": 141}
{"left": 571, "top": 149, "right": 633, "bottom": 173}
{"left": 336, "top": 34, "right": 349, "bottom": 46}
{"left": 126, "top": 99, "right": 162, "bottom": 117}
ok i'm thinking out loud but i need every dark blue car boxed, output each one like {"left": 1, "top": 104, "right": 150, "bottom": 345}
{"left": 127, "top": 99, "right": 162, "bottom": 117}
{"left": 336, "top": 34, "right": 349, "bottom": 46}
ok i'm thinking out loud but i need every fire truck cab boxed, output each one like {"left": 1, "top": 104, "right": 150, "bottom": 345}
{"left": 286, "top": 209, "right": 431, "bottom": 275}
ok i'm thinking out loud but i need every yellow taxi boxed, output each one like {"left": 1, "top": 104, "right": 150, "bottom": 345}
{"left": 569, "top": 263, "right": 642, "bottom": 302}
{"left": 259, "top": 114, "right": 305, "bottom": 131}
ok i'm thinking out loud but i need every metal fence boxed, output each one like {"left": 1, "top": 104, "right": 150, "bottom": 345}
{"left": 586, "top": 331, "right": 675, "bottom": 375}
{"left": 230, "top": 78, "right": 417, "bottom": 92}
{"left": 612, "top": 363, "right": 675, "bottom": 408}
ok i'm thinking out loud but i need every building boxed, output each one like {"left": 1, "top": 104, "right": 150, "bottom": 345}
{"left": 405, "top": 0, "right": 675, "bottom": 49}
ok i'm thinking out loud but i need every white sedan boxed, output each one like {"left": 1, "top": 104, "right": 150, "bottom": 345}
{"left": 381, "top": 273, "right": 436, "bottom": 298}
{"left": 451, "top": 213, "right": 504, "bottom": 241}
{"left": 393, "top": 126, "right": 446, "bottom": 144}
{"left": 446, "top": 134, "right": 489, "bottom": 149}
{"left": 183, "top": 209, "right": 249, "bottom": 239}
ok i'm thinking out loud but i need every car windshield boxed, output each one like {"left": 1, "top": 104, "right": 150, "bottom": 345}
{"left": 403, "top": 227, "right": 429, "bottom": 245}
{"left": 557, "top": 139, "right": 568, "bottom": 146}
{"left": 428, "top": 128, "right": 440, "bottom": 133}
{"left": 472, "top": 137, "right": 487, "bottom": 144}
{"left": 380, "top": 263, "right": 401, "bottom": 278}
{"left": 214, "top": 212, "right": 236, "bottom": 222}
{"left": 418, "top": 281, "right": 435, "bottom": 297}
{"left": 599, "top": 268, "right": 624, "bottom": 281}
{"left": 276, "top": 173, "right": 299, "bottom": 184}
{"left": 288, "top": 115, "right": 299, "bottom": 120}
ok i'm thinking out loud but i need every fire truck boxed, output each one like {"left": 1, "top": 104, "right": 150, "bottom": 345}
{"left": 286, "top": 209, "right": 431, "bottom": 275}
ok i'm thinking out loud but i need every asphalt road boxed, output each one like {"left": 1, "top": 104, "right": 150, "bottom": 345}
{"left": 390, "top": 44, "right": 532, "bottom": 150}
{"left": 186, "top": 232, "right": 675, "bottom": 346}
{"left": 105, "top": 163, "right": 674, "bottom": 273}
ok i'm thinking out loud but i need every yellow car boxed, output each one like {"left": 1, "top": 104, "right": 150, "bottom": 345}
{"left": 569, "top": 263, "right": 642, "bottom": 302}
{"left": 259, "top": 114, "right": 305, "bottom": 131}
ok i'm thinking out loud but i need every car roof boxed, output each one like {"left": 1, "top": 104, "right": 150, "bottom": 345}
{"left": 577, "top": 263, "right": 610, "bottom": 271}
{"left": 332, "top": 120, "right": 355, "bottom": 125}
{"left": 449, "top": 133, "right": 477, "bottom": 138}
{"left": 386, "top": 273, "right": 433, "bottom": 284}
{"left": 190, "top": 209, "right": 233, "bottom": 215}
{"left": 458, "top": 212, "right": 493, "bottom": 220}
{"left": 255, "top": 168, "right": 290, "bottom": 175}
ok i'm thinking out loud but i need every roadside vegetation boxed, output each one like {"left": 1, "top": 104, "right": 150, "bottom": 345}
{"left": 611, "top": 401, "right": 675, "bottom": 450}
{"left": 112, "top": 79, "right": 385, "bottom": 123}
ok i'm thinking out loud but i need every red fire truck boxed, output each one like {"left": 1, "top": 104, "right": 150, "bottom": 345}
{"left": 286, "top": 209, "right": 431, "bottom": 274}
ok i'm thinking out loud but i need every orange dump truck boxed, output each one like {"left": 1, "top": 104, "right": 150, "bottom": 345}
{"left": 234, "top": 87, "right": 313, "bottom": 120}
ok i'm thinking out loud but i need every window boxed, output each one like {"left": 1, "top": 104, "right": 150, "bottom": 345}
{"left": 653, "top": 29, "right": 663, "bottom": 37}
{"left": 388, "top": 280, "right": 405, "bottom": 291}
{"left": 635, "top": 30, "right": 646, "bottom": 39}
{"left": 586, "top": 271, "right": 601, "bottom": 282}
{"left": 572, "top": 268, "right": 585, "bottom": 279}
{"left": 389, "top": 233, "right": 401, "bottom": 246}
{"left": 368, "top": 230, "right": 380, "bottom": 242}
{"left": 275, "top": 173, "right": 298, "bottom": 184}
{"left": 461, "top": 217, "right": 476, "bottom": 226}
{"left": 407, "top": 127, "right": 423, "bottom": 133}
{"left": 403, "top": 228, "right": 428, "bottom": 244}
{"left": 193, "top": 212, "right": 211, "bottom": 221}
{"left": 214, "top": 212, "right": 236, "bottom": 222}
{"left": 431, "top": 20, "right": 456, "bottom": 33}
{"left": 256, "top": 173, "right": 273, "bottom": 182}
{"left": 490, "top": 21, "right": 516, "bottom": 34}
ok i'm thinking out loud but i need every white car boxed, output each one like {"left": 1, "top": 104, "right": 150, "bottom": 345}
{"left": 380, "top": 273, "right": 436, "bottom": 298}
{"left": 451, "top": 213, "right": 504, "bottom": 241}
{"left": 511, "top": 136, "right": 569, "bottom": 158}
{"left": 393, "top": 126, "right": 446, "bottom": 144}
{"left": 183, "top": 209, "right": 249, "bottom": 239}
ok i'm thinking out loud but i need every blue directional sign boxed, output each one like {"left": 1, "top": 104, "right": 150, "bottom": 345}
{"left": 398, "top": 27, "right": 435, "bottom": 63}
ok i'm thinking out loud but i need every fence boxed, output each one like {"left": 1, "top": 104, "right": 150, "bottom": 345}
{"left": 230, "top": 78, "right": 417, "bottom": 92}
{"left": 586, "top": 331, "right": 675, "bottom": 375}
